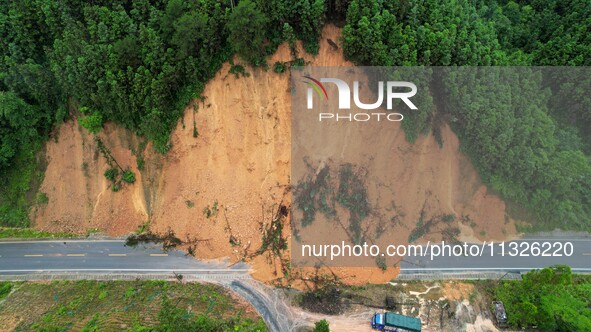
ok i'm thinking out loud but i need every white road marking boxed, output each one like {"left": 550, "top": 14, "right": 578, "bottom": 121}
{"left": 66, "top": 254, "right": 86, "bottom": 257}
{"left": 0, "top": 269, "right": 250, "bottom": 272}
{"left": 108, "top": 254, "right": 127, "bottom": 257}
{"left": 24, "top": 254, "right": 43, "bottom": 257}
{"left": 150, "top": 254, "right": 168, "bottom": 257}
{"left": 517, "top": 239, "right": 591, "bottom": 242}
{"left": 402, "top": 267, "right": 591, "bottom": 271}
{"left": 0, "top": 240, "right": 124, "bottom": 244}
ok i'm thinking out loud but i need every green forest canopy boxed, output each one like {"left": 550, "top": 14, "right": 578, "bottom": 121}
{"left": 0, "top": 0, "right": 324, "bottom": 226}
{"left": 496, "top": 265, "right": 591, "bottom": 331}
{"left": 1, "top": 0, "right": 590, "bottom": 231}
{"left": 342, "top": 0, "right": 591, "bottom": 230}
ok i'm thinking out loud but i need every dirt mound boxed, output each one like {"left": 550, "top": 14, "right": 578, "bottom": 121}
{"left": 33, "top": 25, "right": 517, "bottom": 285}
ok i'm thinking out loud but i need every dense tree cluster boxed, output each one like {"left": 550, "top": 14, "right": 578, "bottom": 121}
{"left": 342, "top": 0, "right": 505, "bottom": 66}
{"left": 0, "top": 0, "right": 325, "bottom": 226}
{"left": 1, "top": 0, "right": 590, "bottom": 231}
{"left": 497, "top": 266, "right": 591, "bottom": 331}
{"left": 254, "top": 0, "right": 325, "bottom": 54}
{"left": 342, "top": 0, "right": 591, "bottom": 230}
{"left": 443, "top": 68, "right": 591, "bottom": 229}
{"left": 343, "top": 0, "right": 591, "bottom": 66}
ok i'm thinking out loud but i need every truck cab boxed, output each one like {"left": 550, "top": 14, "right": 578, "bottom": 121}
{"left": 371, "top": 313, "right": 387, "bottom": 330}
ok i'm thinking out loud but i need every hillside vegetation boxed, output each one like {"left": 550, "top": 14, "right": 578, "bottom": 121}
{"left": 342, "top": 0, "right": 591, "bottom": 230}
{"left": 0, "top": 0, "right": 323, "bottom": 226}
{"left": 1, "top": 0, "right": 590, "bottom": 230}
{"left": 496, "top": 266, "right": 591, "bottom": 331}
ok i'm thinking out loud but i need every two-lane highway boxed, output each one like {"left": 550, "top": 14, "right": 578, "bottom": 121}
{"left": 0, "top": 239, "right": 290, "bottom": 332}
{"left": 400, "top": 238, "right": 591, "bottom": 274}
{"left": 1, "top": 237, "right": 588, "bottom": 332}
{"left": 0, "top": 239, "right": 249, "bottom": 277}
{"left": 3, "top": 238, "right": 589, "bottom": 276}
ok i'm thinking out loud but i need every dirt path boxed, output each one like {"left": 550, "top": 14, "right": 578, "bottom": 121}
{"left": 224, "top": 278, "right": 501, "bottom": 332}
{"left": 222, "top": 280, "right": 298, "bottom": 332}
{"left": 220, "top": 279, "right": 375, "bottom": 332}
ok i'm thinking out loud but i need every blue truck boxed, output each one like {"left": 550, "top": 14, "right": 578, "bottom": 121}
{"left": 371, "top": 312, "right": 422, "bottom": 332}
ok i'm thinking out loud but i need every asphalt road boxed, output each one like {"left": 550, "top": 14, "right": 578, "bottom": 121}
{"left": 2, "top": 238, "right": 588, "bottom": 275}
{"left": 400, "top": 238, "right": 591, "bottom": 273}
{"left": 0, "top": 239, "right": 288, "bottom": 331}
{"left": 2, "top": 237, "right": 588, "bottom": 332}
{"left": 0, "top": 239, "right": 249, "bottom": 276}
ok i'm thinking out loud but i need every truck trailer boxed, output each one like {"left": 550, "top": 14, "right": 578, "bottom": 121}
{"left": 371, "top": 312, "right": 422, "bottom": 332}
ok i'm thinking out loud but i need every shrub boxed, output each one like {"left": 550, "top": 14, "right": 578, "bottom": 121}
{"left": 273, "top": 61, "right": 287, "bottom": 74}
{"left": 0, "top": 282, "right": 12, "bottom": 300}
{"left": 36, "top": 192, "right": 49, "bottom": 205}
{"left": 313, "top": 319, "right": 330, "bottom": 332}
{"left": 104, "top": 168, "right": 118, "bottom": 182}
{"left": 78, "top": 111, "right": 103, "bottom": 134}
{"left": 122, "top": 170, "right": 135, "bottom": 184}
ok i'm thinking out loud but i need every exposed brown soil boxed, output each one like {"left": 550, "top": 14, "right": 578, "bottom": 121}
{"left": 32, "top": 25, "right": 517, "bottom": 285}
{"left": 31, "top": 120, "right": 148, "bottom": 235}
{"left": 443, "top": 281, "right": 475, "bottom": 301}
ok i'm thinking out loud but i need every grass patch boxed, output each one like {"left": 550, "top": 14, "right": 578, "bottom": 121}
{"left": 0, "top": 280, "right": 266, "bottom": 331}
{"left": 85, "top": 228, "right": 101, "bottom": 237}
{"left": 203, "top": 200, "right": 218, "bottom": 219}
{"left": 35, "top": 192, "right": 48, "bottom": 205}
{"left": 0, "top": 282, "right": 12, "bottom": 301}
{"left": 0, "top": 228, "right": 77, "bottom": 239}
{"left": 135, "top": 221, "right": 150, "bottom": 235}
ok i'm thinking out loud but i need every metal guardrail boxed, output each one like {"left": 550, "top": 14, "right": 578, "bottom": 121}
{"left": 396, "top": 272, "right": 523, "bottom": 280}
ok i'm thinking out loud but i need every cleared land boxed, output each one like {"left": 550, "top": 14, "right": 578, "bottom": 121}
{"left": 0, "top": 280, "right": 266, "bottom": 331}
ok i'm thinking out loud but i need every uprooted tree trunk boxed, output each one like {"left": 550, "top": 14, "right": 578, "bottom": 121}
{"left": 126, "top": 228, "right": 211, "bottom": 257}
